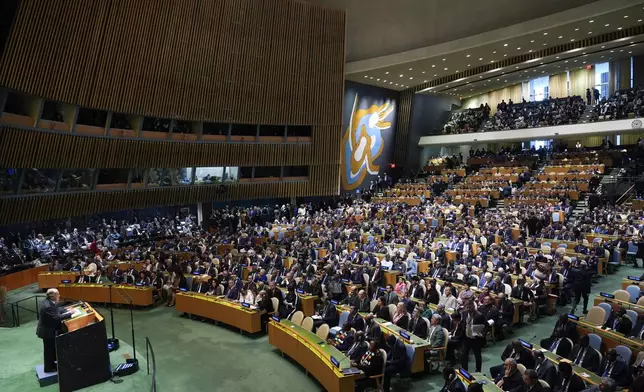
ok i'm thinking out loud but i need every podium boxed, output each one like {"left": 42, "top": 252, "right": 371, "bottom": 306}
{"left": 56, "top": 302, "right": 111, "bottom": 392}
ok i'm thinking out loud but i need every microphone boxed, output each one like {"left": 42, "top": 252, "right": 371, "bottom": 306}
{"left": 526, "top": 334, "right": 538, "bottom": 343}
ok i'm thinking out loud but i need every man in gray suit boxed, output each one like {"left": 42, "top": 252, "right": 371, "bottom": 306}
{"left": 36, "top": 289, "right": 72, "bottom": 372}
{"left": 428, "top": 314, "right": 446, "bottom": 348}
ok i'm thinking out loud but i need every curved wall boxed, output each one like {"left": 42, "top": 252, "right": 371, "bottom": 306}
{"left": 0, "top": 0, "right": 346, "bottom": 224}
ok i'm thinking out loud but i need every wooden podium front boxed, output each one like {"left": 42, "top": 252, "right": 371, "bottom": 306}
{"left": 56, "top": 302, "right": 111, "bottom": 392}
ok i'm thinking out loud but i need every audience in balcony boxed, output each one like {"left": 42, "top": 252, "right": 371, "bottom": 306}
{"left": 443, "top": 105, "right": 490, "bottom": 134}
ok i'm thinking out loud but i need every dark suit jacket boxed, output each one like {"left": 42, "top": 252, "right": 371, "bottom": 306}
{"left": 597, "top": 359, "right": 631, "bottom": 387}
{"left": 495, "top": 369, "right": 523, "bottom": 392}
{"left": 36, "top": 299, "right": 71, "bottom": 339}
{"left": 535, "top": 359, "right": 557, "bottom": 388}
{"left": 359, "top": 351, "right": 384, "bottom": 377}
{"left": 568, "top": 345, "right": 600, "bottom": 373}
{"left": 365, "top": 322, "right": 382, "bottom": 343}
{"left": 348, "top": 312, "right": 365, "bottom": 331}
{"left": 500, "top": 345, "right": 535, "bottom": 369}
{"left": 440, "top": 378, "right": 466, "bottom": 392}
{"left": 408, "top": 316, "right": 428, "bottom": 339}
{"left": 373, "top": 304, "right": 390, "bottom": 321}
{"left": 394, "top": 314, "right": 409, "bottom": 330}
{"left": 550, "top": 337, "right": 573, "bottom": 358}
{"left": 386, "top": 339, "right": 408, "bottom": 371}
{"left": 358, "top": 297, "right": 370, "bottom": 313}
{"left": 554, "top": 374, "right": 585, "bottom": 392}
{"left": 605, "top": 315, "right": 633, "bottom": 335}
{"left": 321, "top": 302, "right": 339, "bottom": 327}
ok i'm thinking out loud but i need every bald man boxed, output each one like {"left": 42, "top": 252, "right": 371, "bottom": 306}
{"left": 36, "top": 289, "right": 73, "bottom": 372}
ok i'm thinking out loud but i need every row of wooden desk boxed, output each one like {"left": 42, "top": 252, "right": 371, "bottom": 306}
{"left": 335, "top": 304, "right": 432, "bottom": 374}
{"left": 268, "top": 318, "right": 359, "bottom": 392}
{"left": 175, "top": 292, "right": 263, "bottom": 333}
{"left": 38, "top": 271, "right": 79, "bottom": 289}
{"left": 0, "top": 264, "right": 49, "bottom": 291}
{"left": 57, "top": 283, "right": 154, "bottom": 306}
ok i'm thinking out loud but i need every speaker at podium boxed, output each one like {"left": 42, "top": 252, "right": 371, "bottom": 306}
{"left": 56, "top": 302, "right": 112, "bottom": 391}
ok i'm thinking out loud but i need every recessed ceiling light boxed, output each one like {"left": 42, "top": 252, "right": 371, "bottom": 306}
{"left": 618, "top": 27, "right": 623, "bottom": 30}
{"left": 610, "top": 50, "right": 614, "bottom": 53}
{"left": 432, "top": 64, "right": 435, "bottom": 68}
{"left": 528, "top": 50, "right": 532, "bottom": 53}
{"left": 504, "top": 43, "right": 508, "bottom": 47}
{"left": 444, "top": 67, "right": 448, "bottom": 70}
{"left": 543, "top": 32, "right": 548, "bottom": 35}
{"left": 543, "top": 43, "right": 547, "bottom": 46}
{"left": 370, "top": 77, "right": 373, "bottom": 79}
{"left": 479, "top": 76, "right": 483, "bottom": 78}
{"left": 424, "top": 80, "right": 427, "bottom": 83}
{"left": 377, "top": 78, "right": 380, "bottom": 81}
{"left": 530, "top": 40, "right": 535, "bottom": 43}
{"left": 364, "top": 75, "right": 367, "bottom": 78}
{"left": 589, "top": 20, "right": 594, "bottom": 23}
{"left": 422, "top": 71, "right": 425, "bottom": 74}
{"left": 588, "top": 31, "right": 592, "bottom": 34}
{"left": 493, "top": 51, "right": 497, "bottom": 54}
{"left": 559, "top": 36, "right": 564, "bottom": 39}
{"left": 605, "top": 24, "right": 610, "bottom": 27}
{"left": 389, "top": 82, "right": 392, "bottom": 84}
{"left": 409, "top": 68, "right": 413, "bottom": 71}
{"left": 496, "top": 78, "right": 500, "bottom": 81}
{"left": 639, "top": 19, "right": 643, "bottom": 22}
{"left": 517, "top": 47, "right": 521, "bottom": 50}
{"left": 442, "top": 58, "right": 446, "bottom": 61}
{"left": 399, "top": 74, "right": 403, "bottom": 77}
{"left": 479, "top": 57, "right": 483, "bottom": 60}
{"left": 383, "top": 80, "right": 387, "bottom": 82}
{"left": 601, "top": 46, "right": 605, "bottom": 48}
{"left": 455, "top": 70, "right": 460, "bottom": 73}
{"left": 467, "top": 64, "right": 471, "bottom": 67}
{"left": 385, "top": 71, "right": 389, "bottom": 74}
{"left": 556, "top": 56, "right": 559, "bottom": 59}
{"left": 565, "top": 60, "right": 569, "bottom": 63}
{"left": 395, "top": 83, "right": 399, "bottom": 86}
{"left": 490, "top": 60, "right": 494, "bottom": 63}
{"left": 570, "top": 39, "right": 575, "bottom": 42}
{"left": 409, "top": 77, "right": 413, "bottom": 80}
{"left": 515, "top": 66, "right": 519, "bottom": 69}
{"left": 575, "top": 28, "right": 579, "bottom": 31}
{"left": 624, "top": 15, "right": 629, "bottom": 18}
{"left": 434, "top": 74, "right": 437, "bottom": 76}
{"left": 466, "top": 54, "right": 471, "bottom": 57}
{"left": 504, "top": 54, "right": 507, "bottom": 56}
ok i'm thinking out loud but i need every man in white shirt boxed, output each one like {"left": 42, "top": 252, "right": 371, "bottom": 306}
{"left": 439, "top": 287, "right": 458, "bottom": 310}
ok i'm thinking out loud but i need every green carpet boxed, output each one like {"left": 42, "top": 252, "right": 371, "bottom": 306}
{"left": 1, "top": 266, "right": 636, "bottom": 392}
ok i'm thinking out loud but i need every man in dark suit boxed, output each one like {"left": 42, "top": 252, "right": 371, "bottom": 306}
{"left": 555, "top": 362, "right": 585, "bottom": 392}
{"left": 568, "top": 335, "right": 600, "bottom": 373}
{"left": 347, "top": 305, "right": 365, "bottom": 331}
{"left": 369, "top": 263, "right": 383, "bottom": 297}
{"left": 36, "top": 289, "right": 73, "bottom": 372}
{"left": 346, "top": 331, "right": 369, "bottom": 362}
{"left": 490, "top": 340, "right": 535, "bottom": 379}
{"left": 408, "top": 307, "right": 428, "bottom": 339}
{"left": 384, "top": 335, "right": 408, "bottom": 392}
{"left": 191, "top": 275, "right": 210, "bottom": 294}
{"left": 547, "top": 327, "right": 573, "bottom": 358}
{"left": 440, "top": 367, "right": 466, "bottom": 392}
{"left": 334, "top": 323, "right": 355, "bottom": 351}
{"left": 534, "top": 350, "right": 557, "bottom": 388}
{"left": 523, "top": 369, "right": 545, "bottom": 392}
{"left": 597, "top": 348, "right": 632, "bottom": 387}
{"left": 493, "top": 358, "right": 523, "bottom": 392}
{"left": 460, "top": 300, "right": 487, "bottom": 372}
{"left": 313, "top": 297, "right": 338, "bottom": 329}
{"left": 383, "top": 284, "right": 399, "bottom": 306}
{"left": 357, "top": 290, "right": 370, "bottom": 313}
{"left": 604, "top": 307, "right": 633, "bottom": 335}
{"left": 570, "top": 261, "right": 593, "bottom": 315}
{"left": 408, "top": 277, "right": 424, "bottom": 300}
{"left": 429, "top": 261, "right": 446, "bottom": 279}
{"left": 364, "top": 314, "right": 382, "bottom": 345}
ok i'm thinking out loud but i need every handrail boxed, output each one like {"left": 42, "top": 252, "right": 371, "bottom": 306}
{"left": 145, "top": 337, "right": 157, "bottom": 392}
{"left": 616, "top": 184, "right": 635, "bottom": 206}
{"left": 9, "top": 294, "right": 46, "bottom": 327}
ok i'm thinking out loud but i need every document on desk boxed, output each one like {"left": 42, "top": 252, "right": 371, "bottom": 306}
{"left": 579, "top": 372, "right": 591, "bottom": 378}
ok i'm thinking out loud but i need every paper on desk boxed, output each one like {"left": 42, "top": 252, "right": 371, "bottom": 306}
{"left": 539, "top": 348, "right": 548, "bottom": 352}
{"left": 579, "top": 372, "right": 591, "bottom": 378}
{"left": 382, "top": 322, "right": 392, "bottom": 326}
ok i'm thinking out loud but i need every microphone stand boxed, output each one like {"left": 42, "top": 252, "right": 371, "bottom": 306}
{"left": 112, "top": 288, "right": 139, "bottom": 376}
{"left": 107, "top": 284, "right": 119, "bottom": 352}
